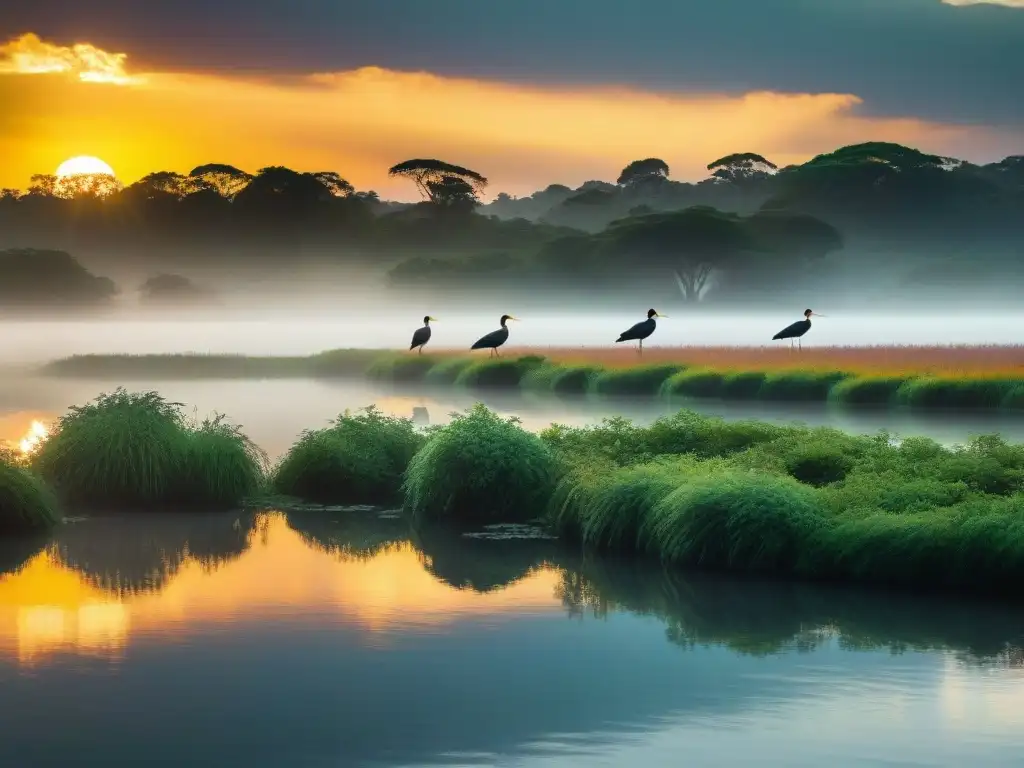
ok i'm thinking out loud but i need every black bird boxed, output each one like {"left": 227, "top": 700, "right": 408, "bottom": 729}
{"left": 615, "top": 308, "right": 665, "bottom": 355}
{"left": 471, "top": 314, "right": 518, "bottom": 357}
{"left": 772, "top": 309, "right": 825, "bottom": 350}
{"left": 410, "top": 315, "right": 438, "bottom": 354}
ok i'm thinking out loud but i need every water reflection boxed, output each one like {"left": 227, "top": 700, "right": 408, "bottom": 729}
{"left": 0, "top": 510, "right": 1022, "bottom": 767}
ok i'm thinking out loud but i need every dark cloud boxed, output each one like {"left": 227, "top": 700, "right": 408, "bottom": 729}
{"left": 2, "top": 0, "right": 1023, "bottom": 127}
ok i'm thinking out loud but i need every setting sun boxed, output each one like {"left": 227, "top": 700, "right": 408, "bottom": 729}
{"left": 18, "top": 420, "right": 49, "bottom": 455}
{"left": 56, "top": 155, "right": 114, "bottom": 178}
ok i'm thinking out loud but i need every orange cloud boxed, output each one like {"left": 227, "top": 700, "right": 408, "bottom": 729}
{"left": 0, "top": 32, "right": 140, "bottom": 85}
{"left": 0, "top": 32, "right": 1018, "bottom": 199}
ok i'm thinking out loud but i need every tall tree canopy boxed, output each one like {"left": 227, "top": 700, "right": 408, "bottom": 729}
{"left": 601, "top": 207, "right": 757, "bottom": 302}
{"left": 188, "top": 164, "right": 252, "bottom": 199}
{"left": 617, "top": 158, "right": 670, "bottom": 186}
{"left": 707, "top": 153, "right": 778, "bottom": 182}
{"left": 388, "top": 159, "right": 488, "bottom": 206}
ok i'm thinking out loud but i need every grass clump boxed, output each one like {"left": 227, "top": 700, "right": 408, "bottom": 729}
{"left": 456, "top": 355, "right": 547, "bottom": 389}
{"left": 829, "top": 376, "right": 907, "bottom": 406}
{"left": 895, "top": 377, "right": 1014, "bottom": 409}
{"left": 403, "top": 404, "right": 558, "bottom": 524}
{"left": 423, "top": 356, "right": 476, "bottom": 385}
{"left": 365, "top": 354, "right": 438, "bottom": 384}
{"left": 662, "top": 369, "right": 724, "bottom": 398}
{"left": 181, "top": 415, "right": 269, "bottom": 508}
{"left": 273, "top": 406, "right": 425, "bottom": 504}
{"left": 758, "top": 370, "right": 849, "bottom": 401}
{"left": 31, "top": 388, "right": 264, "bottom": 511}
{"left": 0, "top": 459, "right": 62, "bottom": 533}
{"left": 589, "top": 364, "right": 684, "bottom": 397}
{"left": 645, "top": 472, "right": 829, "bottom": 573}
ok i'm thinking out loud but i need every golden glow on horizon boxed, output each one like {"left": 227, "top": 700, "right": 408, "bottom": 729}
{"left": 0, "top": 513, "right": 560, "bottom": 665}
{"left": 0, "top": 32, "right": 1018, "bottom": 199}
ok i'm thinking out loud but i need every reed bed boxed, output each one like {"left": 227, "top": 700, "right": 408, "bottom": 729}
{"left": 6, "top": 386, "right": 1024, "bottom": 600}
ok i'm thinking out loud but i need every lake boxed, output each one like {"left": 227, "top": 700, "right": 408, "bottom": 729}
{"left": 1, "top": 509, "right": 1022, "bottom": 768}
{"left": 4, "top": 375, "right": 1024, "bottom": 461}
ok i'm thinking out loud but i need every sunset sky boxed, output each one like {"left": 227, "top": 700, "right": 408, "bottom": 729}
{"left": 1, "top": 0, "right": 1022, "bottom": 200}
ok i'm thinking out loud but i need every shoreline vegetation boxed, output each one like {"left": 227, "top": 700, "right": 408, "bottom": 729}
{"left": 4, "top": 389, "right": 1024, "bottom": 601}
{"left": 39, "top": 345, "right": 1024, "bottom": 411}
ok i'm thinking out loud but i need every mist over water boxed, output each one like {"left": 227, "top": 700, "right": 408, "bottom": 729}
{"left": 1, "top": 307, "right": 1021, "bottom": 362}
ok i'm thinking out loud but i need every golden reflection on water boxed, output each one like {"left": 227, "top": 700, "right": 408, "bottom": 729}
{"left": 0, "top": 513, "right": 561, "bottom": 666}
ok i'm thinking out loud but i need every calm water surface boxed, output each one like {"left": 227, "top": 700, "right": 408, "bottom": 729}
{"left": 1, "top": 510, "right": 1022, "bottom": 767}
{"left": 2, "top": 376, "right": 1024, "bottom": 460}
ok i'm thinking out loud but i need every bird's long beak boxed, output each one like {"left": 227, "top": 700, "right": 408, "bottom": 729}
{"left": 812, "top": 313, "right": 826, "bottom": 317}
{"left": 508, "top": 315, "right": 519, "bottom": 321}
{"left": 656, "top": 313, "right": 668, "bottom": 318}
{"left": 428, "top": 316, "right": 439, "bottom": 321}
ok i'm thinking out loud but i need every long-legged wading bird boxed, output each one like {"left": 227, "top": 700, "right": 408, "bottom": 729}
{"left": 471, "top": 314, "right": 518, "bottom": 357}
{"left": 772, "top": 309, "right": 825, "bottom": 350}
{"left": 616, "top": 308, "right": 665, "bottom": 355}
{"left": 410, "top": 316, "right": 437, "bottom": 354}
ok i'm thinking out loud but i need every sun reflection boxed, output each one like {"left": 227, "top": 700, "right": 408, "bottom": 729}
{"left": 18, "top": 420, "right": 49, "bottom": 455}
{"left": 0, "top": 513, "right": 561, "bottom": 666}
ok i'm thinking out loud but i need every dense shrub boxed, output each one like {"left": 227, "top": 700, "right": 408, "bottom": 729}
{"left": 273, "top": 406, "right": 425, "bottom": 504}
{"left": 365, "top": 354, "right": 438, "bottom": 384}
{"left": 403, "top": 404, "right": 558, "bottom": 524}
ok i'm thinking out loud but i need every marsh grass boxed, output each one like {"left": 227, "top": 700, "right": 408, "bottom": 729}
{"left": 589, "top": 364, "right": 685, "bottom": 396}
{"left": 31, "top": 388, "right": 264, "bottom": 511}
{"left": 272, "top": 406, "right": 425, "bottom": 504}
{"left": 40, "top": 345, "right": 1024, "bottom": 410}
{"left": 0, "top": 460, "right": 61, "bottom": 533}
{"left": 542, "top": 409, "right": 1024, "bottom": 596}
{"left": 403, "top": 404, "right": 558, "bottom": 525}
{"left": 455, "top": 355, "right": 548, "bottom": 389}
{"left": 181, "top": 414, "right": 269, "bottom": 508}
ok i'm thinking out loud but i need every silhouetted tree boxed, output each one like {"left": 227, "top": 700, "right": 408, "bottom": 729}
{"left": 601, "top": 207, "right": 757, "bottom": 302}
{"left": 617, "top": 157, "right": 670, "bottom": 186}
{"left": 0, "top": 249, "right": 118, "bottom": 307}
{"left": 188, "top": 163, "right": 252, "bottom": 199}
{"left": 707, "top": 153, "right": 778, "bottom": 182}
{"left": 388, "top": 159, "right": 488, "bottom": 205}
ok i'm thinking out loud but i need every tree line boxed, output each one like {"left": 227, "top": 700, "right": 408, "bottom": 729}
{"left": 1, "top": 142, "right": 1021, "bottom": 307}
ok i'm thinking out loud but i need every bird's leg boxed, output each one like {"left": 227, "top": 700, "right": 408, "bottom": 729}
{"left": 639, "top": 339, "right": 643, "bottom": 356}
{"left": 798, "top": 338, "right": 802, "bottom": 351}
{"left": 418, "top": 346, "right": 423, "bottom": 355}
{"left": 495, "top": 347, "right": 501, "bottom": 358}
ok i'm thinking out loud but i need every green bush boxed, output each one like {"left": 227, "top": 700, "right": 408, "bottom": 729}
{"left": 273, "top": 406, "right": 425, "bottom": 504}
{"left": 0, "top": 460, "right": 62, "bottom": 533}
{"left": 644, "top": 472, "right": 829, "bottom": 572}
{"left": 403, "top": 404, "right": 558, "bottom": 524}
{"left": 31, "top": 389, "right": 264, "bottom": 511}
{"left": 784, "top": 445, "right": 855, "bottom": 486}
{"left": 589, "top": 365, "right": 684, "bottom": 396}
